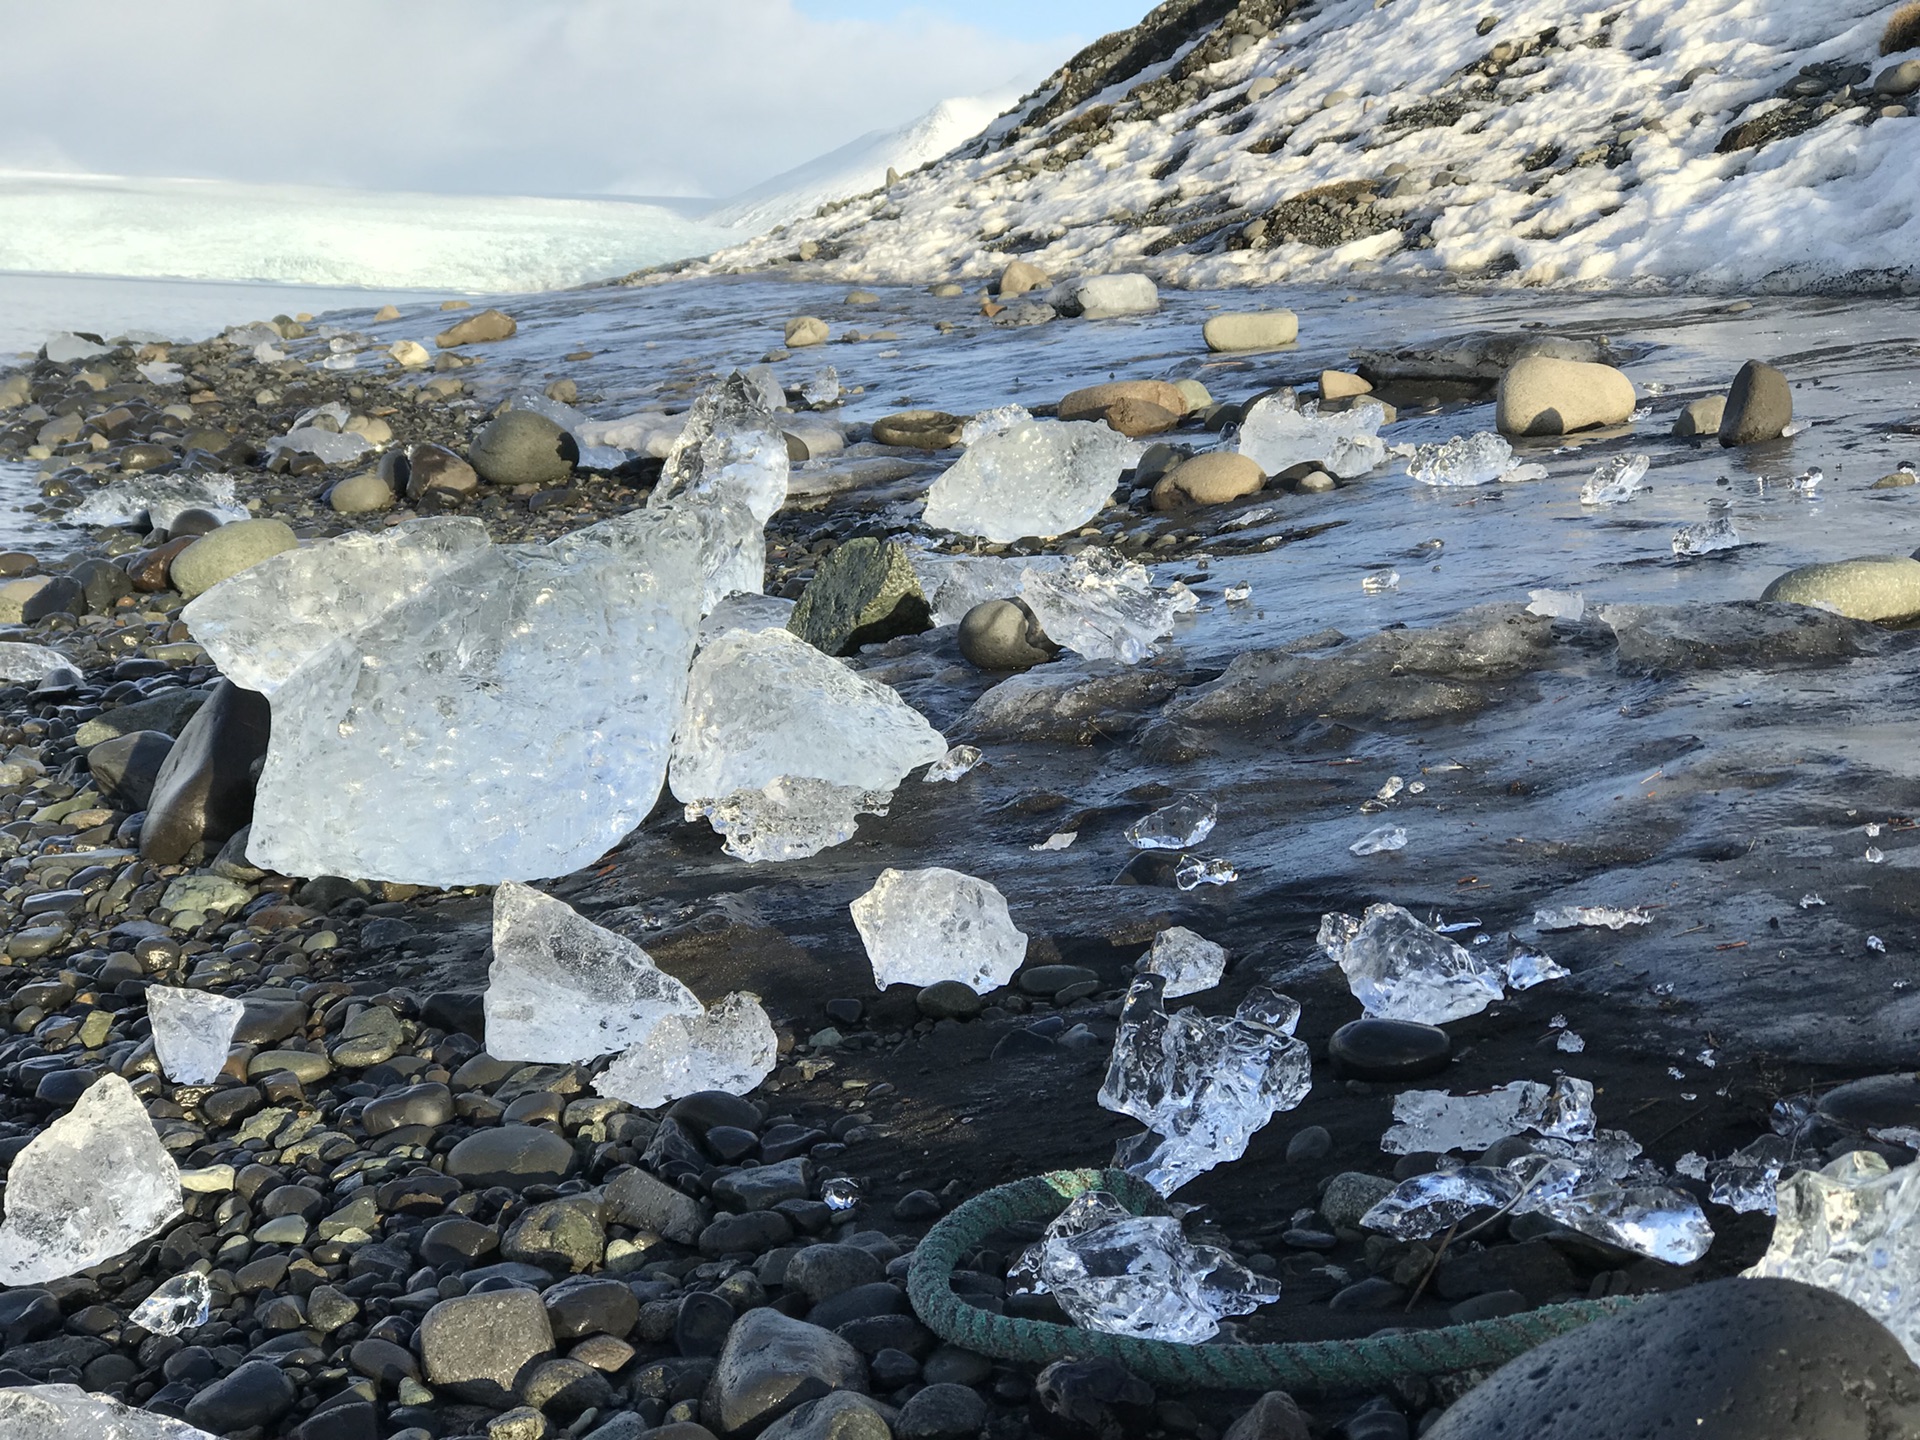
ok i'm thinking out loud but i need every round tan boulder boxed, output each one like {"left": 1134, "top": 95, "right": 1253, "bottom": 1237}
{"left": 328, "top": 472, "right": 395, "bottom": 514}
{"left": 171, "top": 520, "right": 299, "bottom": 600}
{"left": 1152, "top": 452, "right": 1264, "bottom": 509}
{"left": 1102, "top": 397, "right": 1178, "bottom": 438}
{"left": 996, "top": 259, "right": 1051, "bottom": 297}
{"left": 1059, "top": 380, "right": 1188, "bottom": 422}
{"left": 1761, "top": 556, "right": 1920, "bottom": 622}
{"left": 784, "top": 316, "right": 829, "bottom": 347}
{"left": 1320, "top": 370, "right": 1373, "bottom": 401}
{"left": 1496, "top": 357, "right": 1636, "bottom": 436}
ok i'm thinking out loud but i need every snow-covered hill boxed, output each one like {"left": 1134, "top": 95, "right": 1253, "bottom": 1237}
{"left": 702, "top": 0, "right": 1920, "bottom": 293}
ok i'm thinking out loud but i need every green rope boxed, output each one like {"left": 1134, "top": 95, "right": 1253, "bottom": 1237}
{"left": 906, "top": 1168, "right": 1640, "bottom": 1394}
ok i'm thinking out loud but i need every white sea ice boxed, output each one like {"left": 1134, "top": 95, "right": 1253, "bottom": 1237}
{"left": 1237, "top": 391, "right": 1387, "bottom": 479}
{"left": 1141, "top": 927, "right": 1227, "bottom": 998}
{"left": 1381, "top": 1077, "right": 1596, "bottom": 1155}
{"left": 0, "top": 1384, "right": 218, "bottom": 1439}
{"left": 1671, "top": 516, "right": 1740, "bottom": 558}
{"left": 1101, "top": 977, "right": 1311, "bottom": 1195}
{"left": 1526, "top": 589, "right": 1586, "bottom": 621}
{"left": 1406, "top": 433, "right": 1546, "bottom": 487}
{"left": 593, "top": 992, "right": 779, "bottom": 1110}
{"left": 1350, "top": 825, "right": 1407, "bottom": 856}
{"left": 145, "top": 985, "right": 246, "bottom": 1085}
{"left": 44, "top": 332, "right": 113, "bottom": 364}
{"left": 130, "top": 1271, "right": 212, "bottom": 1336}
{"left": 1505, "top": 941, "right": 1570, "bottom": 990}
{"left": 1126, "top": 794, "right": 1217, "bottom": 850}
{"left": 486, "top": 882, "right": 702, "bottom": 1064}
{"left": 68, "top": 473, "right": 246, "bottom": 531}
{"left": 1534, "top": 905, "right": 1652, "bottom": 931}
{"left": 852, "top": 866, "right": 1027, "bottom": 993}
{"left": 1579, "top": 454, "right": 1650, "bottom": 506}
{"left": 922, "top": 419, "right": 1138, "bottom": 542}
{"left": 0, "top": 1075, "right": 181, "bottom": 1286}
{"left": 0, "top": 643, "right": 79, "bottom": 683}
{"left": 137, "top": 360, "right": 185, "bottom": 386}
{"left": 1019, "top": 550, "right": 1186, "bottom": 663}
{"left": 1319, "top": 903, "right": 1505, "bottom": 1024}
{"left": 1361, "top": 569, "right": 1400, "bottom": 594}
{"left": 269, "top": 427, "right": 370, "bottom": 466}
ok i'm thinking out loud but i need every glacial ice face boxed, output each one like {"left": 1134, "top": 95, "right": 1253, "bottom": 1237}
{"left": 922, "top": 419, "right": 1138, "bottom": 542}
{"left": 0, "top": 1384, "right": 218, "bottom": 1439}
{"left": 145, "top": 985, "right": 246, "bottom": 1085}
{"left": 0, "top": 643, "right": 80, "bottom": 683}
{"left": 1025, "top": 1190, "right": 1280, "bottom": 1343}
{"left": 486, "top": 883, "right": 703, "bottom": 1064}
{"left": 1380, "top": 1077, "right": 1596, "bottom": 1154}
{"left": 68, "top": 473, "right": 246, "bottom": 531}
{"left": 1019, "top": 550, "right": 1188, "bottom": 663}
{"left": 1406, "top": 433, "right": 1545, "bottom": 487}
{"left": 592, "top": 992, "right": 778, "bottom": 1110}
{"left": 0, "top": 1075, "right": 181, "bottom": 1286}
{"left": 130, "top": 1271, "right": 212, "bottom": 1336}
{"left": 1318, "top": 904, "right": 1505, "bottom": 1024}
{"left": 669, "top": 627, "right": 946, "bottom": 859}
{"left": 244, "top": 505, "right": 711, "bottom": 887}
{"left": 1100, "top": 976, "right": 1311, "bottom": 1195}
{"left": 651, "top": 371, "right": 792, "bottom": 526}
{"left": 1237, "top": 392, "right": 1387, "bottom": 479}
{"left": 851, "top": 866, "right": 1028, "bottom": 993}
{"left": 1126, "top": 795, "right": 1217, "bottom": 850}
{"left": 186, "top": 519, "right": 492, "bottom": 696}
{"left": 1141, "top": 927, "right": 1226, "bottom": 998}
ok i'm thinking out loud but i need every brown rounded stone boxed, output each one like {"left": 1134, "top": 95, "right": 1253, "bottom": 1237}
{"left": 1059, "top": 380, "right": 1189, "bottom": 423}
{"left": 129, "top": 537, "right": 194, "bottom": 592}
{"left": 1100, "top": 397, "right": 1178, "bottom": 438}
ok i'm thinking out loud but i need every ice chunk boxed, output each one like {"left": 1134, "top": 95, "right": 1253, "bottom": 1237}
{"left": 0, "top": 1075, "right": 181, "bottom": 1285}
{"left": 1526, "top": 589, "right": 1586, "bottom": 621}
{"left": 1224, "top": 582, "right": 1251, "bottom": 603}
{"left": 244, "top": 505, "right": 711, "bottom": 887}
{"left": 800, "top": 366, "right": 841, "bottom": 407}
{"left": 1671, "top": 516, "right": 1740, "bottom": 557}
{"left": 822, "top": 1177, "right": 861, "bottom": 1212}
{"left": 1019, "top": 550, "right": 1186, "bottom": 663}
{"left": 576, "top": 410, "right": 685, "bottom": 459}
{"left": 696, "top": 591, "right": 796, "bottom": 647}
{"left": 851, "top": 866, "right": 1028, "bottom": 992}
{"left": 923, "top": 419, "right": 1137, "bottom": 542}
{"left": 1534, "top": 905, "right": 1651, "bottom": 931}
{"left": 922, "top": 744, "right": 982, "bottom": 783}
{"left": 1140, "top": 927, "right": 1227, "bottom": 998}
{"left": 1319, "top": 904, "right": 1505, "bottom": 1024}
{"left": 1100, "top": 975, "right": 1311, "bottom": 1194}
{"left": 131, "top": 1271, "right": 212, "bottom": 1335}
{"left": 961, "top": 404, "right": 1032, "bottom": 445}
{"left": 67, "top": 473, "right": 246, "bottom": 531}
{"left": 1381, "top": 1077, "right": 1595, "bottom": 1155}
{"left": 268, "top": 427, "right": 370, "bottom": 465}
{"left": 1126, "top": 794, "right": 1217, "bottom": 850}
{"left": 0, "top": 643, "right": 79, "bottom": 683}
{"left": 1556, "top": 1030, "right": 1586, "bottom": 1053}
{"left": 486, "top": 882, "right": 702, "bottom": 1063}
{"left": 1406, "top": 433, "right": 1546, "bottom": 487}
{"left": 1361, "top": 569, "right": 1400, "bottom": 594}
{"left": 669, "top": 627, "right": 945, "bottom": 859}
{"left": 1238, "top": 391, "right": 1387, "bottom": 479}
{"left": 1505, "top": 940, "right": 1569, "bottom": 990}
{"left": 138, "top": 360, "right": 185, "bottom": 386}
{"left": 651, "top": 371, "right": 792, "bottom": 525}
{"left": 1175, "top": 856, "right": 1238, "bottom": 890}
{"left": 913, "top": 554, "right": 1058, "bottom": 627}
{"left": 1030, "top": 831, "right": 1077, "bottom": 851}
{"left": 593, "top": 992, "right": 778, "bottom": 1110}
{"left": 1707, "top": 1135, "right": 1790, "bottom": 1215}
{"left": 1546, "top": 1183, "right": 1712, "bottom": 1264}
{"left": 1362, "top": 1166, "right": 1522, "bottom": 1239}
{"left": 145, "top": 985, "right": 246, "bottom": 1085}
{"left": 1025, "top": 1190, "right": 1280, "bottom": 1342}
{"left": 1350, "top": 825, "right": 1407, "bottom": 856}
{"left": 1579, "top": 454, "right": 1650, "bottom": 506}
{"left": 0, "top": 1384, "right": 218, "bottom": 1439}
{"left": 44, "top": 332, "right": 114, "bottom": 364}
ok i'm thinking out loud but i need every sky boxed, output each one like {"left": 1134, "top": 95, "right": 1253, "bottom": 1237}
{"left": 0, "top": 0, "right": 1149, "bottom": 201}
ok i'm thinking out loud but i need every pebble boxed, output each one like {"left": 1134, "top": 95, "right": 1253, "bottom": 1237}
{"left": 1672, "top": 394, "right": 1726, "bottom": 438}
{"left": 958, "top": 598, "right": 1058, "bottom": 671}
{"left": 1320, "top": 1172, "right": 1397, "bottom": 1230}
{"left": 328, "top": 470, "right": 396, "bottom": 513}
{"left": 1718, "top": 359, "right": 1793, "bottom": 446}
{"left": 898, "top": 1382, "right": 988, "bottom": 1440}
{"left": 436, "top": 308, "right": 518, "bottom": 348}
{"left": 446, "top": 1126, "right": 578, "bottom": 1188}
{"left": 916, "top": 980, "right": 985, "bottom": 1019}
{"left": 1817, "top": 1072, "right": 1920, "bottom": 1129}
{"left": 786, "top": 317, "right": 830, "bottom": 347}
{"left": 1327, "top": 1018, "right": 1452, "bottom": 1080}
{"left": 1875, "top": 59, "right": 1920, "bottom": 96}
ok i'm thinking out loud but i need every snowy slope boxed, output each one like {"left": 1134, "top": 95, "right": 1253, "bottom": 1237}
{"left": 704, "top": 0, "right": 1920, "bottom": 293}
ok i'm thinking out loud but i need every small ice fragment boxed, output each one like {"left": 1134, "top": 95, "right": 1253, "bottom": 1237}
{"left": 1791, "top": 466, "right": 1823, "bottom": 492}
{"left": 1556, "top": 1030, "right": 1586, "bottom": 1053}
{"left": 1221, "top": 506, "right": 1275, "bottom": 531}
{"left": 822, "top": 1177, "right": 861, "bottom": 1212}
{"left": 0, "top": 1385, "right": 218, "bottom": 1438}
{"left": 1020, "top": 549, "right": 1187, "bottom": 663}
{"left": 1669, "top": 1066, "right": 1686, "bottom": 1079}
{"left": 1175, "top": 856, "right": 1238, "bottom": 890}
{"left": 485, "top": 883, "right": 703, "bottom": 1064}
{"left": 960, "top": 403, "right": 1032, "bottom": 445}
{"left": 1676, "top": 1152, "right": 1708, "bottom": 1180}
{"left": 0, "top": 1075, "right": 182, "bottom": 1285}
{"left": 593, "top": 992, "right": 778, "bottom": 1110}
{"left": 800, "top": 366, "right": 841, "bottom": 406}
{"left": 1868, "top": 823, "right": 1884, "bottom": 837}
{"left": 137, "top": 360, "right": 185, "bottom": 386}
{"left": 1707, "top": 1136, "right": 1789, "bottom": 1215}
{"left": 269, "top": 426, "right": 371, "bottom": 465}
{"left": 1361, "top": 1166, "right": 1521, "bottom": 1239}
{"left": 1362, "top": 569, "right": 1400, "bottom": 593}
{"left": 0, "top": 642, "right": 77, "bottom": 685}
{"left": 1224, "top": 582, "right": 1252, "bottom": 603}
{"left": 131, "top": 1271, "right": 212, "bottom": 1335}
{"left": 1126, "top": 794, "right": 1217, "bottom": 850}
{"left": 1350, "top": 825, "right": 1407, "bottom": 856}
{"left": 1671, "top": 516, "right": 1740, "bottom": 558}
{"left": 1870, "top": 935, "right": 1888, "bottom": 954}
{"left": 1545, "top": 1183, "right": 1713, "bottom": 1264}
{"left": 1380, "top": 1076, "right": 1596, "bottom": 1154}
{"left": 1697, "top": 1048, "right": 1718, "bottom": 1069}
{"left": 1800, "top": 893, "right": 1826, "bottom": 908}
{"left": 1023, "top": 1190, "right": 1280, "bottom": 1341}
{"left": 1408, "top": 780, "right": 1427, "bottom": 794}
{"left": 1579, "top": 454, "right": 1650, "bottom": 505}
{"left": 1319, "top": 904, "right": 1506, "bottom": 1024}
{"left": 1549, "top": 1013, "right": 1568, "bottom": 1030}
{"left": 1527, "top": 588, "right": 1586, "bottom": 621}
{"left": 1140, "top": 926, "right": 1227, "bottom": 998}
{"left": 145, "top": 986, "right": 247, "bottom": 1085}
{"left": 698, "top": 778, "right": 895, "bottom": 863}
{"left": 1375, "top": 776, "right": 1405, "bottom": 802}
{"left": 1100, "top": 975, "right": 1311, "bottom": 1194}
{"left": 1432, "top": 916, "right": 1481, "bottom": 934}
{"left": 1405, "top": 432, "right": 1545, "bottom": 486}
{"left": 1630, "top": 405, "right": 1652, "bottom": 421}
{"left": 253, "top": 340, "right": 286, "bottom": 363}
{"left": 924, "top": 419, "right": 1136, "bottom": 541}
{"left": 923, "top": 744, "right": 982, "bottom": 783}
{"left": 1534, "top": 905, "right": 1652, "bottom": 931}
{"left": 1031, "top": 831, "right": 1078, "bottom": 852}
{"left": 1238, "top": 391, "right": 1387, "bottom": 479}
{"left": 851, "top": 867, "right": 1027, "bottom": 993}
{"left": 1505, "top": 940, "right": 1570, "bottom": 990}
{"left": 1867, "top": 846, "right": 1886, "bottom": 864}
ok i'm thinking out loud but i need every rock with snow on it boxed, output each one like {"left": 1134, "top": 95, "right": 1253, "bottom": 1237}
{"left": 389, "top": 339, "right": 431, "bottom": 368}
{"left": 851, "top": 866, "right": 1027, "bottom": 993}
{"left": 594, "top": 992, "right": 778, "bottom": 1110}
{"left": 146, "top": 985, "right": 247, "bottom": 1085}
{"left": 1055, "top": 274, "right": 1160, "bottom": 319}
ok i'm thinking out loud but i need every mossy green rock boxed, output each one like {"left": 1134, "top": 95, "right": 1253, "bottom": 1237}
{"left": 1761, "top": 556, "right": 1920, "bottom": 622}
{"left": 788, "top": 538, "right": 932, "bottom": 656}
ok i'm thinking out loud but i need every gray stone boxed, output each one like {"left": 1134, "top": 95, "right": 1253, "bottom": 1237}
{"left": 1761, "top": 556, "right": 1920, "bottom": 623}
{"left": 915, "top": 982, "right": 984, "bottom": 1020}
{"left": 503, "top": 1196, "right": 606, "bottom": 1273}
{"left": 1718, "top": 360, "right": 1793, "bottom": 447}
{"left": 331, "top": 1004, "right": 404, "bottom": 1067}
{"left": 184, "top": 1359, "right": 298, "bottom": 1432}
{"left": 957, "top": 599, "right": 1057, "bottom": 672}
{"left": 1223, "top": 1391, "right": 1309, "bottom": 1440}
{"left": 759, "top": 1393, "right": 893, "bottom": 1440}
{"left": 470, "top": 410, "right": 578, "bottom": 487}
{"left": 784, "top": 1244, "right": 886, "bottom": 1303}
{"left": 1672, "top": 395, "right": 1726, "bottom": 438}
{"left": 604, "top": 1165, "right": 706, "bottom": 1244}
{"left": 897, "top": 1383, "right": 985, "bottom": 1440}
{"left": 704, "top": 1307, "right": 869, "bottom": 1437}
{"left": 446, "top": 1126, "right": 577, "bottom": 1189}
{"left": 420, "top": 1288, "right": 556, "bottom": 1406}
{"left": 701, "top": 1210, "right": 795, "bottom": 1256}
{"left": 74, "top": 689, "right": 206, "bottom": 747}
{"left": 711, "top": 1157, "right": 812, "bottom": 1211}
{"left": 1320, "top": 1172, "right": 1397, "bottom": 1231}
{"left": 406, "top": 442, "right": 480, "bottom": 500}
{"left": 70, "top": 557, "right": 132, "bottom": 613}
{"left": 1425, "top": 1277, "right": 1920, "bottom": 1439}
{"left": 328, "top": 471, "right": 396, "bottom": 514}
{"left": 789, "top": 539, "right": 931, "bottom": 656}
{"left": 171, "top": 519, "right": 299, "bottom": 599}
{"left": 1876, "top": 59, "right": 1920, "bottom": 97}
{"left": 85, "top": 729, "right": 174, "bottom": 809}
{"left": 138, "top": 680, "right": 271, "bottom": 864}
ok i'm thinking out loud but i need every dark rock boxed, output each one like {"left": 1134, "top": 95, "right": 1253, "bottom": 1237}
{"left": 1447, "top": 1290, "right": 1529, "bottom": 1324}
{"left": 545, "top": 1276, "right": 640, "bottom": 1341}
{"left": 405, "top": 442, "right": 480, "bottom": 501}
{"left": 1034, "top": 1356, "right": 1154, "bottom": 1440}
{"left": 232, "top": 995, "right": 307, "bottom": 1046}
{"left": 0, "top": 1288, "right": 60, "bottom": 1347}
{"left": 1817, "top": 1073, "right": 1920, "bottom": 1131}
{"left": 1327, "top": 1019, "right": 1452, "bottom": 1081}
{"left": 916, "top": 981, "right": 984, "bottom": 1020}
{"left": 702, "top": 1210, "right": 795, "bottom": 1256}
{"left": 785, "top": 1244, "right": 886, "bottom": 1303}
{"left": 1285, "top": 1125, "right": 1332, "bottom": 1164}
{"left": 1433, "top": 1241, "right": 1576, "bottom": 1303}
{"left": 758, "top": 1393, "right": 892, "bottom": 1440}
{"left": 418, "top": 1288, "right": 556, "bottom": 1406}
{"left": 519, "top": 1355, "right": 614, "bottom": 1415}
{"left": 73, "top": 687, "right": 204, "bottom": 746}
{"left": 1113, "top": 851, "right": 1183, "bottom": 887}
{"left": 421, "top": 1217, "right": 500, "bottom": 1267}
{"left": 891, "top": 1190, "right": 943, "bottom": 1221}
{"left": 711, "top": 1157, "right": 811, "bottom": 1211}
{"left": 348, "top": 1337, "right": 420, "bottom": 1385}
{"left": 898, "top": 1382, "right": 989, "bottom": 1440}
{"left": 806, "top": 1281, "right": 908, "bottom": 1331}
{"left": 1717, "top": 360, "right": 1792, "bottom": 448}
{"left": 788, "top": 538, "right": 933, "bottom": 656}
{"left": 445, "top": 1125, "right": 576, "bottom": 1189}
{"left": 503, "top": 1195, "right": 606, "bottom": 1273}
{"left": 1018, "top": 964, "right": 1096, "bottom": 996}
{"left": 361, "top": 1082, "right": 453, "bottom": 1135}
{"left": 959, "top": 598, "right": 1057, "bottom": 671}
{"left": 1329, "top": 1278, "right": 1406, "bottom": 1311}
{"left": 291, "top": 1400, "right": 380, "bottom": 1440}
{"left": 669, "top": 1090, "right": 764, "bottom": 1137}
{"left": 469, "top": 410, "right": 578, "bottom": 486}
{"left": 20, "top": 575, "right": 84, "bottom": 623}
{"left": 706, "top": 1124, "right": 761, "bottom": 1162}
{"left": 921, "top": 1347, "right": 991, "bottom": 1388}
{"left": 422, "top": 989, "right": 486, "bottom": 1039}
{"left": 604, "top": 1165, "right": 706, "bottom": 1244}
{"left": 183, "top": 1359, "right": 297, "bottom": 1432}
{"left": 677, "top": 1290, "right": 737, "bottom": 1356}
{"left": 872, "top": 411, "right": 965, "bottom": 449}
{"left": 139, "top": 680, "right": 271, "bottom": 864}
{"left": 703, "top": 1307, "right": 870, "bottom": 1437}
{"left": 1223, "top": 1392, "right": 1310, "bottom": 1440}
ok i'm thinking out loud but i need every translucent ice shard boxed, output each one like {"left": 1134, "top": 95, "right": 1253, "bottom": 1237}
{"left": 1238, "top": 392, "right": 1387, "bottom": 479}
{"left": 923, "top": 419, "right": 1137, "bottom": 542}
{"left": 696, "top": 592, "right": 796, "bottom": 647}
{"left": 486, "top": 882, "right": 702, "bottom": 1064}
{"left": 0, "top": 643, "right": 80, "bottom": 683}
{"left": 1175, "top": 856, "right": 1238, "bottom": 890}
{"left": 68, "top": 473, "right": 246, "bottom": 531}
{"left": 0, "top": 1384, "right": 218, "bottom": 1439}
{"left": 269, "top": 427, "right": 371, "bottom": 465}
{"left": 961, "top": 404, "right": 1033, "bottom": 445}
{"left": 1019, "top": 550, "right": 1186, "bottom": 663}
{"left": 243, "top": 505, "right": 711, "bottom": 886}
{"left": 593, "top": 992, "right": 778, "bottom": 1110}
{"left": 669, "top": 627, "right": 945, "bottom": 859}
{"left": 131, "top": 1271, "right": 212, "bottom": 1335}
{"left": 1140, "top": 927, "right": 1227, "bottom": 998}
{"left": 1504, "top": 940, "right": 1569, "bottom": 990}
{"left": 1350, "top": 825, "right": 1407, "bottom": 856}
{"left": 1579, "top": 454, "right": 1650, "bottom": 506}
{"left": 1361, "top": 569, "right": 1400, "bottom": 594}
{"left": 1381, "top": 1077, "right": 1595, "bottom": 1154}
{"left": 1543, "top": 1183, "right": 1712, "bottom": 1264}
{"left": 1319, "top": 904, "right": 1505, "bottom": 1024}
{"left": 1534, "top": 905, "right": 1651, "bottom": 931}
{"left": 1100, "top": 976, "right": 1311, "bottom": 1195}
{"left": 923, "top": 745, "right": 982, "bottom": 783}
{"left": 651, "top": 371, "right": 791, "bottom": 525}
{"left": 1363, "top": 1166, "right": 1522, "bottom": 1239}
{"left": 186, "top": 519, "right": 492, "bottom": 696}
{"left": 851, "top": 867, "right": 1028, "bottom": 992}
{"left": 1671, "top": 516, "right": 1740, "bottom": 558}
{"left": 914, "top": 554, "right": 1062, "bottom": 627}
{"left": 1406, "top": 433, "right": 1545, "bottom": 487}
{"left": 1025, "top": 1190, "right": 1280, "bottom": 1342}
{"left": 1706, "top": 1135, "right": 1791, "bottom": 1215}
{"left": 1126, "top": 795, "right": 1217, "bottom": 850}
{"left": 145, "top": 985, "right": 246, "bottom": 1085}
{"left": 0, "top": 1075, "right": 181, "bottom": 1285}
{"left": 1526, "top": 589, "right": 1586, "bottom": 621}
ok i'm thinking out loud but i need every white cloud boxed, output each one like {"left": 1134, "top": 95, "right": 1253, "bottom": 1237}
{"left": 0, "top": 0, "right": 1074, "bottom": 199}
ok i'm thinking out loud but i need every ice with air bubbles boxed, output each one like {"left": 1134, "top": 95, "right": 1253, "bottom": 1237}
{"left": 1319, "top": 903, "right": 1505, "bottom": 1024}
{"left": 851, "top": 866, "right": 1028, "bottom": 993}
{"left": 1126, "top": 794, "right": 1217, "bottom": 850}
{"left": 145, "top": 985, "right": 247, "bottom": 1085}
{"left": 1380, "top": 1077, "right": 1596, "bottom": 1154}
{"left": 593, "top": 992, "right": 779, "bottom": 1110}
{"left": 1140, "top": 926, "right": 1226, "bottom": 998}
{"left": 131, "top": 1271, "right": 212, "bottom": 1336}
{"left": 1406, "top": 433, "right": 1545, "bottom": 487}
{"left": 1580, "top": 454, "right": 1650, "bottom": 506}
{"left": 922, "top": 419, "right": 1137, "bottom": 541}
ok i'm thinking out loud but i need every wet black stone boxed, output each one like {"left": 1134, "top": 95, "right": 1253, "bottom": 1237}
{"left": 676, "top": 1290, "right": 736, "bottom": 1356}
{"left": 900, "top": 1382, "right": 990, "bottom": 1440}
{"left": 1433, "top": 1241, "right": 1576, "bottom": 1303}
{"left": 807, "top": 1280, "right": 909, "bottom": 1331}
{"left": 139, "top": 679, "right": 272, "bottom": 864}
{"left": 361, "top": 1082, "right": 453, "bottom": 1136}
{"left": 291, "top": 1399, "right": 380, "bottom": 1440}
{"left": 1817, "top": 1073, "right": 1920, "bottom": 1132}
{"left": 69, "top": 557, "right": 132, "bottom": 614}
{"left": 1034, "top": 1356, "right": 1155, "bottom": 1439}
{"left": 1329, "top": 1278, "right": 1406, "bottom": 1311}
{"left": 422, "top": 989, "right": 486, "bottom": 1040}
{"left": 1328, "top": 1018, "right": 1452, "bottom": 1081}
{"left": 183, "top": 1358, "right": 297, "bottom": 1432}
{"left": 0, "top": 1288, "right": 60, "bottom": 1347}
{"left": 1113, "top": 851, "right": 1183, "bottom": 887}
{"left": 990, "top": 1030, "right": 1057, "bottom": 1061}
{"left": 544, "top": 1276, "right": 639, "bottom": 1342}
{"left": 20, "top": 576, "right": 84, "bottom": 623}
{"left": 668, "top": 1089, "right": 762, "bottom": 1138}
{"left": 1286, "top": 1125, "right": 1333, "bottom": 1163}
{"left": 892, "top": 1189, "right": 943, "bottom": 1221}
{"left": 699, "top": 1210, "right": 795, "bottom": 1256}
{"left": 704, "top": 1125, "right": 760, "bottom": 1162}
{"left": 871, "top": 1347, "right": 921, "bottom": 1389}
{"left": 170, "top": 508, "right": 225, "bottom": 537}
{"left": 761, "top": 1125, "right": 828, "bottom": 1163}
{"left": 33, "top": 1069, "right": 97, "bottom": 1105}
{"left": 420, "top": 1217, "right": 499, "bottom": 1268}
{"left": 825, "top": 998, "right": 864, "bottom": 1025}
